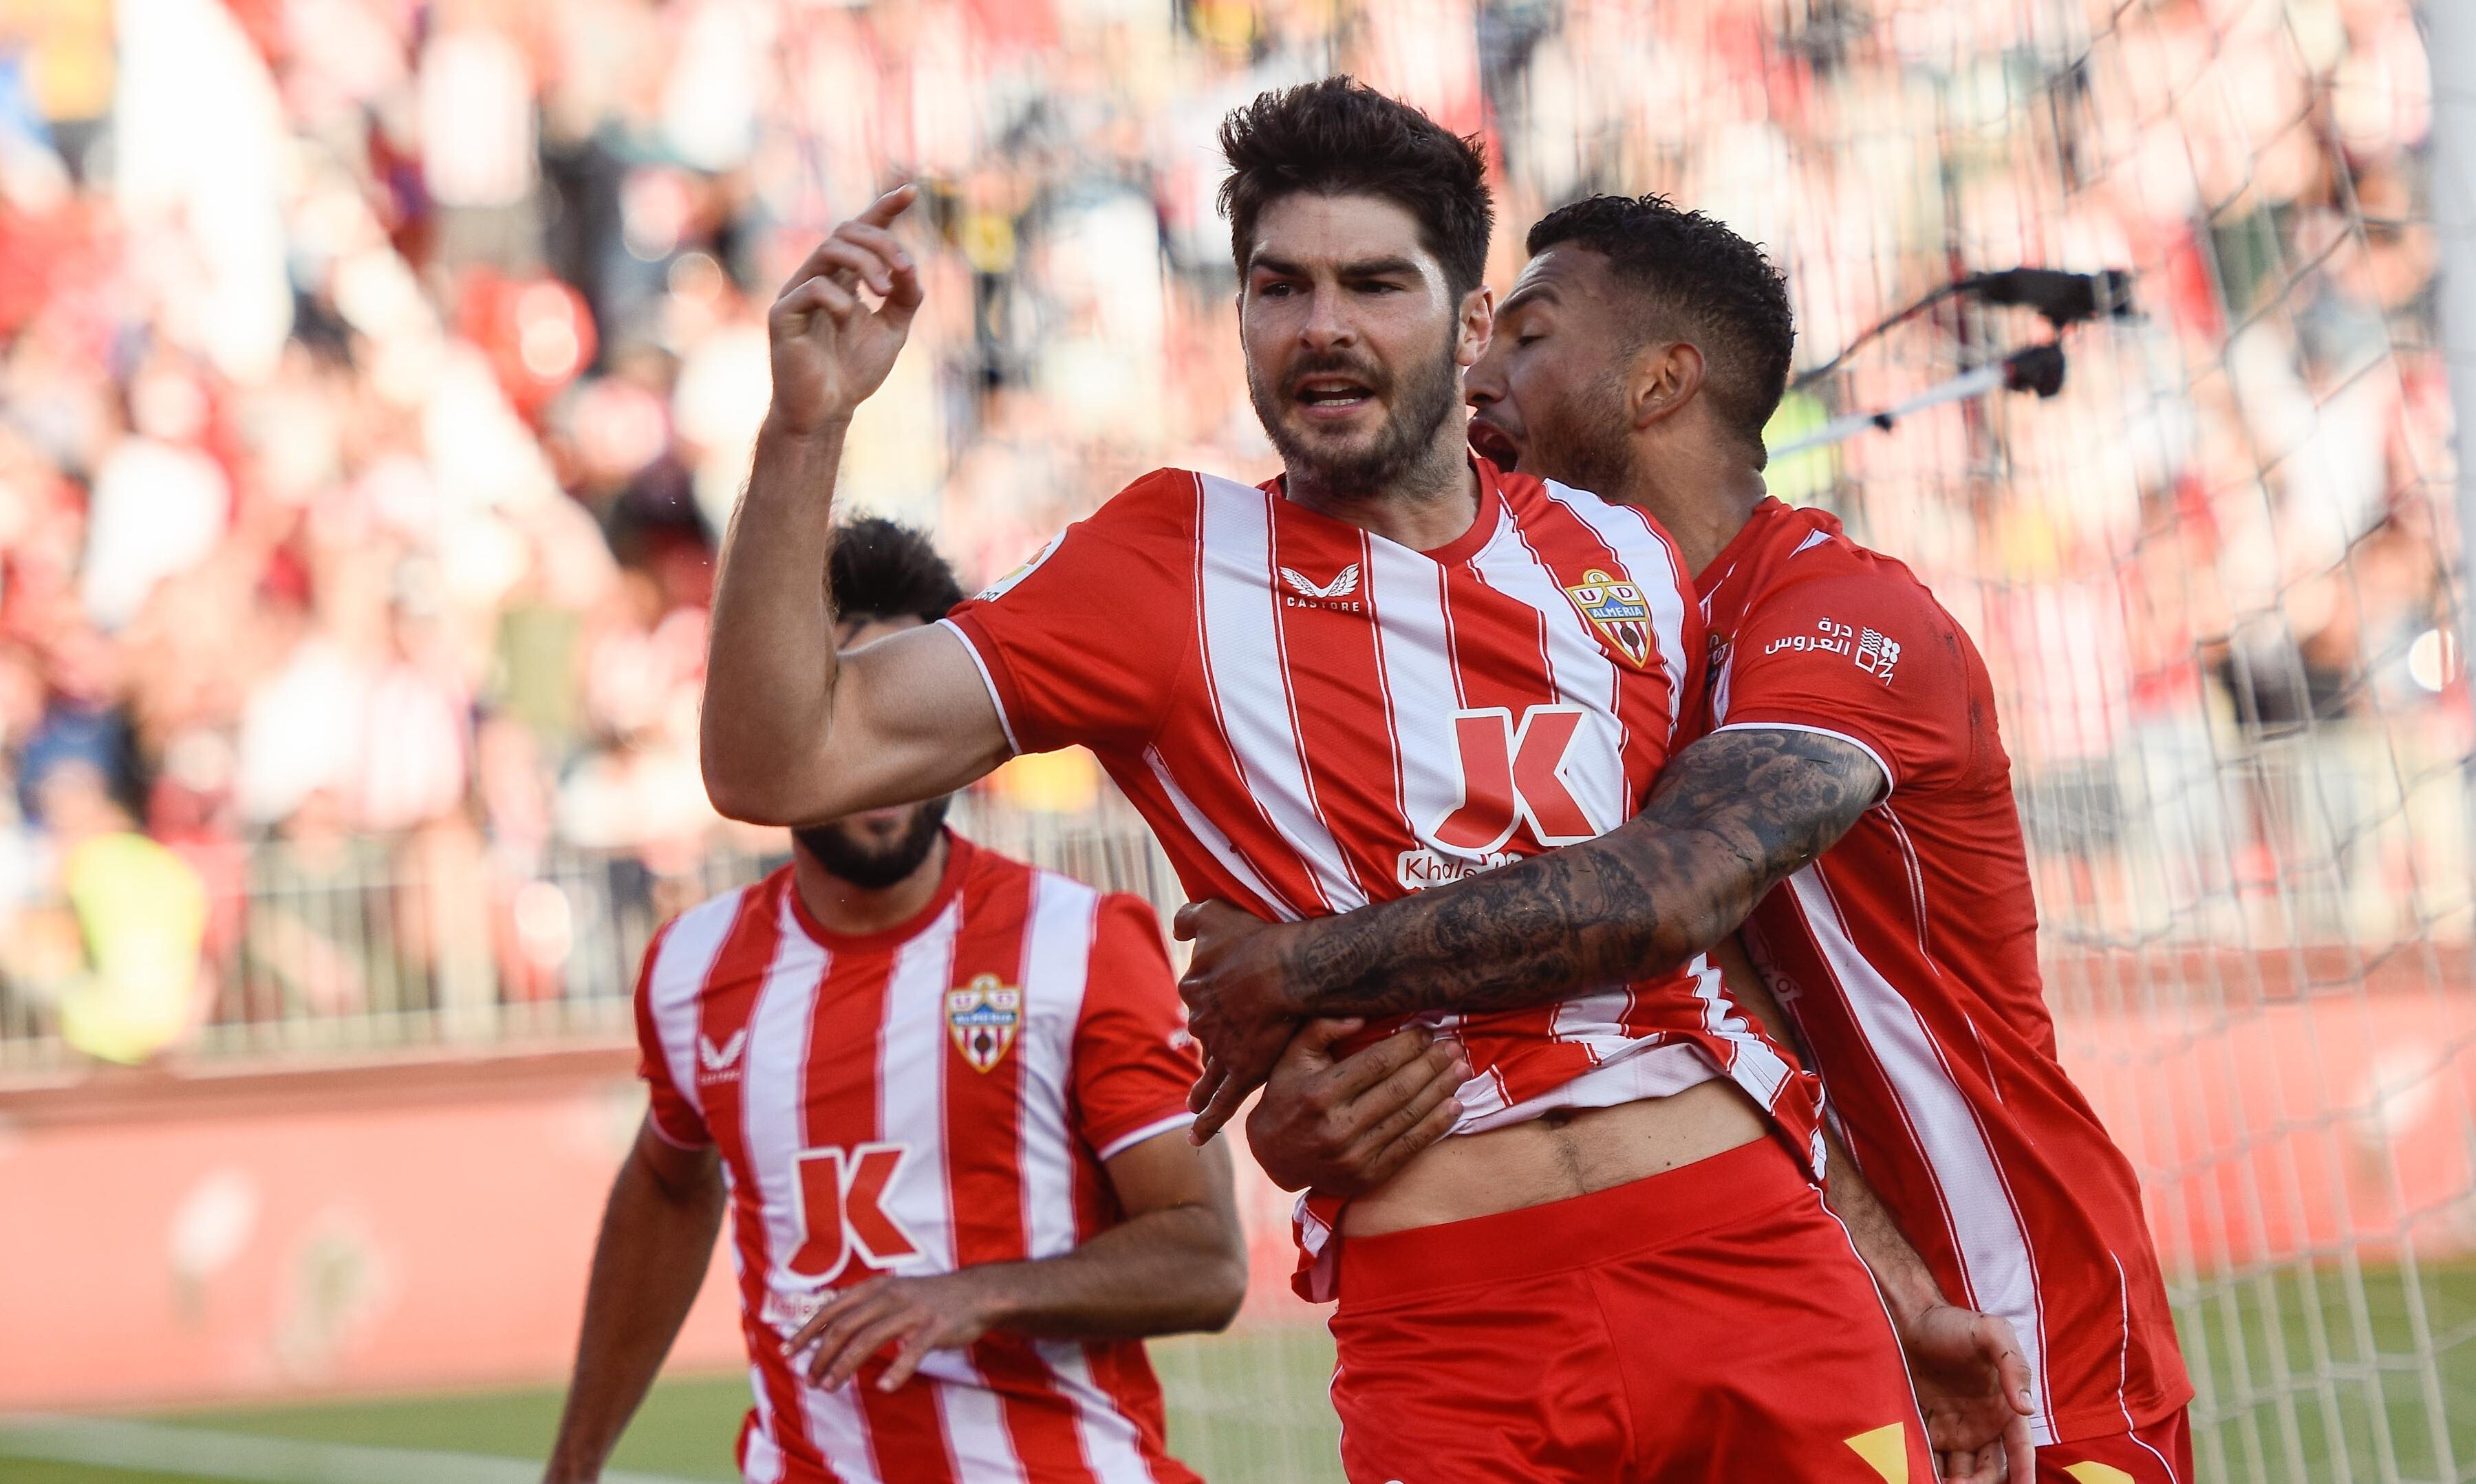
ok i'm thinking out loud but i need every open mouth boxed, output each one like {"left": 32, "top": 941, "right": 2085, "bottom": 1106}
{"left": 1292, "top": 376, "right": 1376, "bottom": 417}
{"left": 1467, "top": 418, "right": 1520, "bottom": 470}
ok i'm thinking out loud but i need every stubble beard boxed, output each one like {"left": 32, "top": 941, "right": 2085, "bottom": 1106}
{"left": 1527, "top": 367, "right": 1641, "bottom": 501}
{"left": 1249, "top": 332, "right": 1467, "bottom": 503}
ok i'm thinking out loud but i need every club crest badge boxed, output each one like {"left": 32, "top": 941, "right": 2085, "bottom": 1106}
{"left": 1563, "top": 569, "right": 1655, "bottom": 668}
{"left": 945, "top": 974, "right": 1023, "bottom": 1074}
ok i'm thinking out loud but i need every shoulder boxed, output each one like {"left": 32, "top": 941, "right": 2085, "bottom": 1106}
{"left": 1485, "top": 475, "right": 1694, "bottom": 609}
{"left": 1091, "top": 889, "right": 1172, "bottom": 959}
{"left": 1077, "top": 890, "right": 1183, "bottom": 1026}
{"left": 638, "top": 877, "right": 766, "bottom": 1009}
{"left": 1020, "top": 865, "right": 1147, "bottom": 951}
{"left": 957, "top": 837, "right": 1048, "bottom": 907}
{"left": 1529, "top": 477, "right": 1692, "bottom": 577}
{"left": 966, "top": 847, "right": 1133, "bottom": 941}
{"left": 967, "top": 469, "right": 1201, "bottom": 604}
{"left": 1086, "top": 469, "right": 1207, "bottom": 541}
{"left": 1720, "top": 531, "right": 1976, "bottom": 754}
{"left": 1751, "top": 526, "right": 1952, "bottom": 636}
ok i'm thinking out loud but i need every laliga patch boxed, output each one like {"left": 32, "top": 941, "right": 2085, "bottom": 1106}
{"left": 1562, "top": 568, "right": 1654, "bottom": 668}
{"left": 945, "top": 973, "right": 1023, "bottom": 1073}
{"left": 971, "top": 530, "right": 1066, "bottom": 603}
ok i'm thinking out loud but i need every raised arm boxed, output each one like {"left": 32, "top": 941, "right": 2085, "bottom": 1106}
{"left": 702, "top": 186, "right": 1010, "bottom": 826}
{"left": 1177, "top": 725, "right": 1882, "bottom": 1134}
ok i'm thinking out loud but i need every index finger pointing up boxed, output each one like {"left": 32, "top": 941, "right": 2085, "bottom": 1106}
{"left": 860, "top": 184, "right": 919, "bottom": 228}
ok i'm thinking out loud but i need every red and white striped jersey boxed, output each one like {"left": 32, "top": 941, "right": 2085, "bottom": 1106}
{"left": 1701, "top": 498, "right": 2193, "bottom": 1445}
{"left": 945, "top": 459, "right": 1825, "bottom": 1298}
{"left": 633, "top": 835, "right": 1205, "bottom": 1484}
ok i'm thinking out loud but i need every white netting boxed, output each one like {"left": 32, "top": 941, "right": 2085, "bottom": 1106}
{"left": 933, "top": 4, "right": 2469, "bottom": 1481}
{"left": 1498, "top": 1, "right": 2467, "bottom": 1481}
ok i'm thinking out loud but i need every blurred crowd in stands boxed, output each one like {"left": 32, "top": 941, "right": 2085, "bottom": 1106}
{"left": 0, "top": 0, "right": 2448, "bottom": 1064}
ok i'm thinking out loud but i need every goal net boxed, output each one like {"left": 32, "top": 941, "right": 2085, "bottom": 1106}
{"left": 1516, "top": 1, "right": 2463, "bottom": 1481}
{"left": 826, "top": 1, "right": 2464, "bottom": 1480}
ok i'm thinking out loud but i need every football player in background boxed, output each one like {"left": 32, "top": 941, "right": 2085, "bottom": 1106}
{"left": 1179, "top": 194, "right": 2193, "bottom": 1484}
{"left": 546, "top": 518, "right": 1243, "bottom": 1484}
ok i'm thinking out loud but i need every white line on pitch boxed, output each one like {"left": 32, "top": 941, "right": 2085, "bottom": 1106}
{"left": 0, "top": 1415, "right": 714, "bottom": 1484}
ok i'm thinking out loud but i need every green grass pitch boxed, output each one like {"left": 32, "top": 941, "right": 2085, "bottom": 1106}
{"left": 0, "top": 1329, "right": 1344, "bottom": 1484}
{"left": 20, "top": 1268, "right": 2476, "bottom": 1484}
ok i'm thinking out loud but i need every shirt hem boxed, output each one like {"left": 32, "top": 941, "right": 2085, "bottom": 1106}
{"left": 1453, "top": 1041, "right": 1723, "bottom": 1134}
{"left": 936, "top": 614, "right": 1023, "bottom": 755}
{"left": 644, "top": 1111, "right": 713, "bottom": 1150}
{"left": 1093, "top": 1110, "right": 1198, "bottom": 1162}
{"left": 1710, "top": 718, "right": 1897, "bottom": 797}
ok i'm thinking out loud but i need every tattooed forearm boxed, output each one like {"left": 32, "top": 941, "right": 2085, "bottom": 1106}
{"left": 1285, "top": 729, "right": 1886, "bottom": 1020}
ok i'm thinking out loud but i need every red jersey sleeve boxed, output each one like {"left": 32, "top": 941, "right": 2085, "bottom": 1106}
{"left": 1715, "top": 567, "right": 1970, "bottom": 795}
{"left": 940, "top": 470, "right": 1198, "bottom": 757}
{"left": 1070, "top": 892, "right": 1203, "bottom": 1161}
{"left": 632, "top": 921, "right": 712, "bottom": 1150}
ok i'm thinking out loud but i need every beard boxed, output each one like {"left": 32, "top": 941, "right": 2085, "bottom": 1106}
{"left": 1247, "top": 330, "right": 1467, "bottom": 497}
{"left": 1522, "top": 365, "right": 1640, "bottom": 498}
{"left": 792, "top": 795, "right": 953, "bottom": 890}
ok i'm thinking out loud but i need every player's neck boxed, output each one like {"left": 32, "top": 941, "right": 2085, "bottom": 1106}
{"left": 1280, "top": 427, "right": 1480, "bottom": 552}
{"left": 1622, "top": 450, "right": 1770, "bottom": 578}
{"left": 794, "top": 832, "right": 953, "bottom": 938}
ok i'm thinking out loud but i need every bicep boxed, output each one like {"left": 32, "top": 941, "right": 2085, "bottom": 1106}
{"left": 1102, "top": 1128, "right": 1238, "bottom": 1227}
{"left": 1642, "top": 727, "right": 1886, "bottom": 892}
{"left": 799, "top": 623, "right": 1012, "bottom": 821}
{"left": 632, "top": 1115, "right": 723, "bottom": 1205}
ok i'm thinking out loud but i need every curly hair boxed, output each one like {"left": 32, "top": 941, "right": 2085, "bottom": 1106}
{"left": 1527, "top": 195, "right": 1796, "bottom": 460}
{"left": 828, "top": 517, "right": 964, "bottom": 627}
{"left": 1218, "top": 76, "right": 1493, "bottom": 298}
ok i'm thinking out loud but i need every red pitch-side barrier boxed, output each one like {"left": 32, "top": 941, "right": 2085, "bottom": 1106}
{"left": 0, "top": 1049, "right": 1310, "bottom": 1412}
{"left": 5, "top": 961, "right": 2473, "bottom": 1412}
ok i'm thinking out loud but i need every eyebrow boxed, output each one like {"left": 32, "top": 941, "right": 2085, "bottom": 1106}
{"left": 1250, "top": 253, "right": 1424, "bottom": 281}
{"left": 1497, "top": 282, "right": 1561, "bottom": 317}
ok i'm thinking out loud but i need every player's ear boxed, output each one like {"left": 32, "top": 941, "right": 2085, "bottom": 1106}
{"left": 1630, "top": 341, "right": 1705, "bottom": 430}
{"left": 1455, "top": 284, "right": 1496, "bottom": 369}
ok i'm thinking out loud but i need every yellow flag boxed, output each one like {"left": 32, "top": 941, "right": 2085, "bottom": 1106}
{"left": 1844, "top": 1423, "right": 1908, "bottom": 1483}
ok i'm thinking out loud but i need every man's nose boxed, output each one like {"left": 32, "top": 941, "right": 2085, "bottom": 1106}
{"left": 1300, "top": 283, "right": 1356, "bottom": 350}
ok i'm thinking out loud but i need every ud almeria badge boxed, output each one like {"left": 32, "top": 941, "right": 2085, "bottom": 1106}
{"left": 945, "top": 973, "right": 1024, "bottom": 1073}
{"left": 1563, "top": 568, "right": 1654, "bottom": 668}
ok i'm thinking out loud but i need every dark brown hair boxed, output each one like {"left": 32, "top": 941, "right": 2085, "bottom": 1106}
{"left": 1218, "top": 77, "right": 1493, "bottom": 298}
{"left": 829, "top": 517, "right": 963, "bottom": 626}
{"left": 1527, "top": 194, "right": 1796, "bottom": 458}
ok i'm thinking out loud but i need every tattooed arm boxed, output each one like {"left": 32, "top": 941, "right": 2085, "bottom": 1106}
{"left": 1176, "top": 727, "right": 1884, "bottom": 1139}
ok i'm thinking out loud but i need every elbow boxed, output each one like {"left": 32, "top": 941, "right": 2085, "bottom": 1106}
{"left": 1681, "top": 894, "right": 1749, "bottom": 967}
{"left": 700, "top": 746, "right": 813, "bottom": 828}
{"left": 1198, "top": 1211, "right": 1251, "bottom": 1332}
{"left": 1650, "top": 851, "right": 1763, "bottom": 970}
{"left": 1192, "top": 1250, "right": 1249, "bottom": 1333}
{"left": 704, "top": 774, "right": 797, "bottom": 828}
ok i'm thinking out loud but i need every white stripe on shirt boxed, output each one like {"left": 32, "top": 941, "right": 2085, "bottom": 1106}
{"left": 1019, "top": 872, "right": 1099, "bottom": 1262}
{"left": 1785, "top": 864, "right": 2056, "bottom": 1438}
{"left": 647, "top": 888, "right": 745, "bottom": 1125}
{"left": 1194, "top": 474, "right": 1365, "bottom": 912}
{"left": 879, "top": 899, "right": 965, "bottom": 1274}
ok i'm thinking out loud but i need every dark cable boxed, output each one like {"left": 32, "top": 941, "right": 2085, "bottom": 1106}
{"left": 1789, "top": 282, "right": 1966, "bottom": 392}
{"left": 1790, "top": 267, "right": 2134, "bottom": 393}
